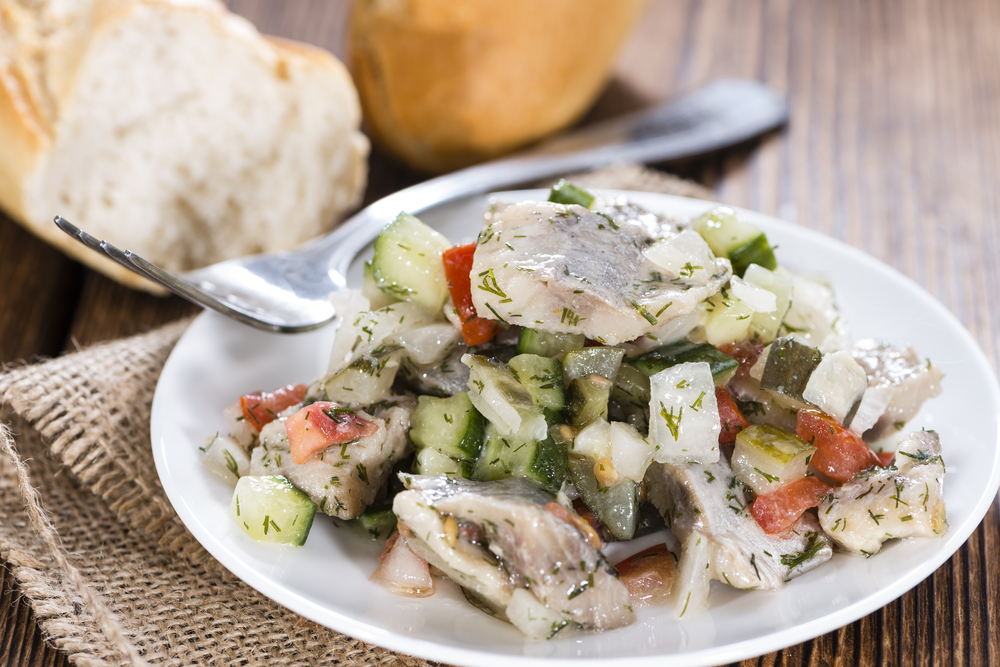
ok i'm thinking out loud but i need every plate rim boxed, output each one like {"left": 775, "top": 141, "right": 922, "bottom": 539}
{"left": 152, "top": 190, "right": 1000, "bottom": 667}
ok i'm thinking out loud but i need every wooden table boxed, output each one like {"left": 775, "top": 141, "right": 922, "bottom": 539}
{"left": 1, "top": 0, "right": 997, "bottom": 664}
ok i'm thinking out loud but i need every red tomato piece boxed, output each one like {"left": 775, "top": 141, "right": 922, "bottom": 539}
{"left": 614, "top": 544, "right": 675, "bottom": 607}
{"left": 442, "top": 243, "right": 499, "bottom": 346}
{"left": 796, "top": 409, "right": 881, "bottom": 482}
{"left": 875, "top": 451, "right": 895, "bottom": 467}
{"left": 240, "top": 383, "right": 307, "bottom": 432}
{"left": 285, "top": 401, "right": 379, "bottom": 464}
{"left": 716, "top": 386, "right": 749, "bottom": 443}
{"left": 751, "top": 476, "right": 833, "bottom": 534}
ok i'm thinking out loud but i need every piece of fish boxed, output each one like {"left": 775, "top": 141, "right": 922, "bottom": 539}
{"left": 470, "top": 201, "right": 731, "bottom": 345}
{"left": 645, "top": 456, "right": 832, "bottom": 616}
{"left": 851, "top": 340, "right": 943, "bottom": 440}
{"left": 249, "top": 402, "right": 412, "bottom": 519}
{"left": 394, "top": 474, "right": 635, "bottom": 632}
{"left": 818, "top": 430, "right": 947, "bottom": 556}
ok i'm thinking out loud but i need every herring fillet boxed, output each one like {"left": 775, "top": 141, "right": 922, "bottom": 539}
{"left": 395, "top": 475, "right": 635, "bottom": 631}
{"left": 645, "top": 455, "right": 832, "bottom": 614}
{"left": 250, "top": 404, "right": 412, "bottom": 519}
{"left": 470, "top": 201, "right": 731, "bottom": 345}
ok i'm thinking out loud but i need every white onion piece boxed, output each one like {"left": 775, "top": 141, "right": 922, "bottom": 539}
{"left": 730, "top": 276, "right": 777, "bottom": 313}
{"left": 369, "top": 531, "right": 435, "bottom": 598}
{"left": 394, "top": 322, "right": 462, "bottom": 365}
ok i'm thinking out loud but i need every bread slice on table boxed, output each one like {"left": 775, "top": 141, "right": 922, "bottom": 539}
{"left": 0, "top": 0, "right": 368, "bottom": 292}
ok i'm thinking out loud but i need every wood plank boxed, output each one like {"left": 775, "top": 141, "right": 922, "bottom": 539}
{"left": 0, "top": 214, "right": 82, "bottom": 362}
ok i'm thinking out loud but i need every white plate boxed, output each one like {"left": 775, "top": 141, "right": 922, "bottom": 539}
{"left": 152, "top": 190, "right": 1000, "bottom": 667}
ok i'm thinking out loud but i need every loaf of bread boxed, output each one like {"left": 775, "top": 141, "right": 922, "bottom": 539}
{"left": 349, "top": 0, "right": 647, "bottom": 174}
{"left": 0, "top": 0, "right": 368, "bottom": 292}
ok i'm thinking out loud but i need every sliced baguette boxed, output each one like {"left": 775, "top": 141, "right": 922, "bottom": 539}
{"left": 0, "top": 0, "right": 368, "bottom": 292}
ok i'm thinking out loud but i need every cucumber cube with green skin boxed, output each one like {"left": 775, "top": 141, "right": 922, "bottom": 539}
{"left": 731, "top": 425, "right": 815, "bottom": 495}
{"left": 516, "top": 328, "right": 586, "bottom": 359}
{"left": 462, "top": 354, "right": 536, "bottom": 436}
{"left": 509, "top": 354, "right": 565, "bottom": 411}
{"left": 230, "top": 475, "right": 316, "bottom": 546}
{"left": 370, "top": 212, "right": 452, "bottom": 311}
{"left": 548, "top": 179, "right": 595, "bottom": 208}
{"left": 703, "top": 290, "right": 756, "bottom": 346}
{"left": 562, "top": 347, "right": 625, "bottom": 384}
{"left": 630, "top": 340, "right": 738, "bottom": 385}
{"left": 742, "top": 264, "right": 793, "bottom": 343}
{"left": 409, "top": 392, "right": 485, "bottom": 462}
{"left": 349, "top": 504, "right": 398, "bottom": 541}
{"left": 323, "top": 348, "right": 403, "bottom": 404}
{"left": 566, "top": 374, "right": 614, "bottom": 427}
{"left": 759, "top": 336, "right": 824, "bottom": 404}
{"left": 611, "top": 362, "right": 651, "bottom": 408}
{"left": 648, "top": 361, "right": 721, "bottom": 464}
{"left": 473, "top": 417, "right": 567, "bottom": 492}
{"left": 692, "top": 205, "right": 776, "bottom": 277}
{"left": 567, "top": 456, "right": 638, "bottom": 541}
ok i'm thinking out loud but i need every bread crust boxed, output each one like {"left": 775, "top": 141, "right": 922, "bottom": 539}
{"left": 0, "top": 0, "right": 367, "bottom": 294}
{"left": 349, "top": 0, "right": 648, "bottom": 173}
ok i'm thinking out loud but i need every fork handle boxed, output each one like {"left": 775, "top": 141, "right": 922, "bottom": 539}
{"left": 304, "top": 78, "right": 788, "bottom": 275}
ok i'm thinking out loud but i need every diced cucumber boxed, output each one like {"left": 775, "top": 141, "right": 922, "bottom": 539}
{"left": 462, "top": 354, "right": 537, "bottom": 436}
{"left": 648, "top": 362, "right": 721, "bottom": 464}
{"left": 567, "top": 456, "right": 638, "bottom": 541}
{"left": 509, "top": 354, "right": 565, "bottom": 411}
{"left": 562, "top": 347, "right": 625, "bottom": 384}
{"left": 611, "top": 362, "right": 651, "bottom": 408}
{"left": 731, "top": 425, "right": 815, "bottom": 495}
{"left": 742, "top": 264, "right": 793, "bottom": 343}
{"left": 630, "top": 340, "right": 738, "bottom": 385}
{"left": 516, "top": 328, "right": 586, "bottom": 359}
{"left": 703, "top": 290, "right": 755, "bottom": 346}
{"left": 759, "top": 336, "right": 823, "bottom": 404}
{"left": 692, "top": 206, "right": 776, "bottom": 277}
{"left": 566, "top": 374, "right": 614, "bottom": 426}
{"left": 409, "top": 393, "right": 485, "bottom": 461}
{"left": 230, "top": 475, "right": 317, "bottom": 546}
{"left": 349, "top": 504, "right": 398, "bottom": 541}
{"left": 415, "top": 447, "right": 473, "bottom": 478}
{"left": 548, "top": 179, "right": 595, "bottom": 208}
{"left": 370, "top": 212, "right": 451, "bottom": 311}
{"left": 473, "top": 419, "right": 568, "bottom": 492}
{"left": 323, "top": 348, "right": 402, "bottom": 404}
{"left": 362, "top": 261, "right": 400, "bottom": 310}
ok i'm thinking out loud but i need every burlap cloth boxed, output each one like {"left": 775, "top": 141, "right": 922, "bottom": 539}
{"left": 0, "top": 165, "right": 712, "bottom": 666}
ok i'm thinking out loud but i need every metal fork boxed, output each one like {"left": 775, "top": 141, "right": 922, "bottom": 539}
{"left": 54, "top": 78, "right": 787, "bottom": 333}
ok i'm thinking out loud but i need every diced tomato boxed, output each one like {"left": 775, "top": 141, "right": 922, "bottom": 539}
{"left": 875, "top": 451, "right": 895, "bottom": 467}
{"left": 719, "top": 340, "right": 765, "bottom": 375}
{"left": 614, "top": 544, "right": 675, "bottom": 607}
{"left": 442, "top": 243, "right": 499, "bottom": 346}
{"left": 796, "top": 409, "right": 881, "bottom": 482}
{"left": 751, "top": 476, "right": 832, "bottom": 534}
{"left": 240, "top": 383, "right": 307, "bottom": 432}
{"left": 285, "top": 401, "right": 379, "bottom": 464}
{"left": 716, "top": 386, "right": 748, "bottom": 443}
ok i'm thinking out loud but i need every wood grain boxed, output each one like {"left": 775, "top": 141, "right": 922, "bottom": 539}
{"left": 0, "top": 0, "right": 997, "bottom": 664}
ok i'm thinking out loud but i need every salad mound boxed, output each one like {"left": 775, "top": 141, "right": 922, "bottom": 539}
{"left": 202, "top": 182, "right": 946, "bottom": 638}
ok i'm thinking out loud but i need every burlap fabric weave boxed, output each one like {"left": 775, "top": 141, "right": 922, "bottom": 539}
{"left": 0, "top": 165, "right": 711, "bottom": 666}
